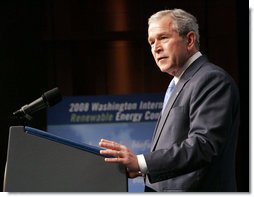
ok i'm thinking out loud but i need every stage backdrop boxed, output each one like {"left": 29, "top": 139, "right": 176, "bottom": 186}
{"left": 47, "top": 93, "right": 163, "bottom": 192}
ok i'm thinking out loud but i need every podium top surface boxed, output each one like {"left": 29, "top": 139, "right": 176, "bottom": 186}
{"left": 25, "top": 126, "right": 103, "bottom": 157}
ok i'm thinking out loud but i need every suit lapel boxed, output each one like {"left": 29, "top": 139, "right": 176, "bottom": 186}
{"left": 151, "top": 79, "right": 187, "bottom": 151}
{"left": 151, "top": 56, "right": 208, "bottom": 151}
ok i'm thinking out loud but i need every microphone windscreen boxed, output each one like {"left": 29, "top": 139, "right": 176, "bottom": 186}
{"left": 43, "top": 87, "right": 62, "bottom": 106}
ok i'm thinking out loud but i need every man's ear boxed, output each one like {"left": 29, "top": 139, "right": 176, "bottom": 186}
{"left": 186, "top": 31, "right": 196, "bottom": 49}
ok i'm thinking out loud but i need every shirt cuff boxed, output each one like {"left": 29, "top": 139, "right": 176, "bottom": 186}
{"left": 137, "top": 154, "right": 148, "bottom": 174}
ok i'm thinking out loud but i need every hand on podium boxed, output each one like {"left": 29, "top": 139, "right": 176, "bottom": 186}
{"left": 99, "top": 139, "right": 143, "bottom": 179}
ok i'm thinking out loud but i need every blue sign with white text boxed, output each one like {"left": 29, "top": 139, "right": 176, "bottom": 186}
{"left": 47, "top": 93, "right": 163, "bottom": 192}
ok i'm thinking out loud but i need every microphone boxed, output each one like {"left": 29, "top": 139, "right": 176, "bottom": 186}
{"left": 13, "top": 87, "right": 62, "bottom": 121}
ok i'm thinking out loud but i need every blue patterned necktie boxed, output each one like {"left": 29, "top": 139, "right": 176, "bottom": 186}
{"left": 162, "top": 79, "right": 176, "bottom": 114}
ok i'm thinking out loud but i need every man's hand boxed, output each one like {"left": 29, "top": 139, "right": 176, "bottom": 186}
{"left": 99, "top": 139, "right": 140, "bottom": 174}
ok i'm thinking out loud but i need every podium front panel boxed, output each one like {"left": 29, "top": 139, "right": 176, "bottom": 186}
{"left": 4, "top": 126, "right": 128, "bottom": 192}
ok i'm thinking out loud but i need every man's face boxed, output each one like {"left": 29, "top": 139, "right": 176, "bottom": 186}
{"left": 148, "top": 16, "right": 189, "bottom": 76}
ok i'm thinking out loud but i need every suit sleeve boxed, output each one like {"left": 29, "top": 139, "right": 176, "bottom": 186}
{"left": 144, "top": 68, "right": 239, "bottom": 183}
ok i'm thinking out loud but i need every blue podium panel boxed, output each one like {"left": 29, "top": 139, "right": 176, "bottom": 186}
{"left": 4, "top": 126, "right": 127, "bottom": 192}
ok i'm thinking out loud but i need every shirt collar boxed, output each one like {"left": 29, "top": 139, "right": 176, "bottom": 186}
{"left": 173, "top": 51, "right": 202, "bottom": 84}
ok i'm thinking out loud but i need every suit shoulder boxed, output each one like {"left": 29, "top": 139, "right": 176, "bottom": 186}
{"left": 195, "top": 62, "right": 237, "bottom": 86}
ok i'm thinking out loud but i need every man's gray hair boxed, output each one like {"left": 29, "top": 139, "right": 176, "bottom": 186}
{"left": 148, "top": 9, "right": 200, "bottom": 48}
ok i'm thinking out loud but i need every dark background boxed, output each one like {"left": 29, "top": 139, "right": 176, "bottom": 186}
{"left": 0, "top": 0, "right": 249, "bottom": 192}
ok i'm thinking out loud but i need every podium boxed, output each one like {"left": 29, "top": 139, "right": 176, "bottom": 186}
{"left": 4, "top": 126, "right": 128, "bottom": 192}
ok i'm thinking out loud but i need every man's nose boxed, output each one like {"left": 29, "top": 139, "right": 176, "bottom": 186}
{"left": 154, "top": 41, "right": 162, "bottom": 53}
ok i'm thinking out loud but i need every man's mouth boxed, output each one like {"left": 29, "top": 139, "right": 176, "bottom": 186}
{"left": 157, "top": 57, "right": 167, "bottom": 62}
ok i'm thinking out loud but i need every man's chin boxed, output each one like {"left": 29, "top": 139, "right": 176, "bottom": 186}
{"left": 158, "top": 65, "right": 167, "bottom": 72}
{"left": 159, "top": 66, "right": 175, "bottom": 76}
{"left": 159, "top": 65, "right": 170, "bottom": 73}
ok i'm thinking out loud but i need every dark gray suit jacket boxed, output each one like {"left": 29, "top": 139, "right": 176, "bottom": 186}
{"left": 144, "top": 55, "right": 240, "bottom": 192}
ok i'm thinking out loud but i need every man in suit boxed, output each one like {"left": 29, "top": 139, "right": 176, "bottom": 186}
{"left": 99, "top": 9, "right": 240, "bottom": 192}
